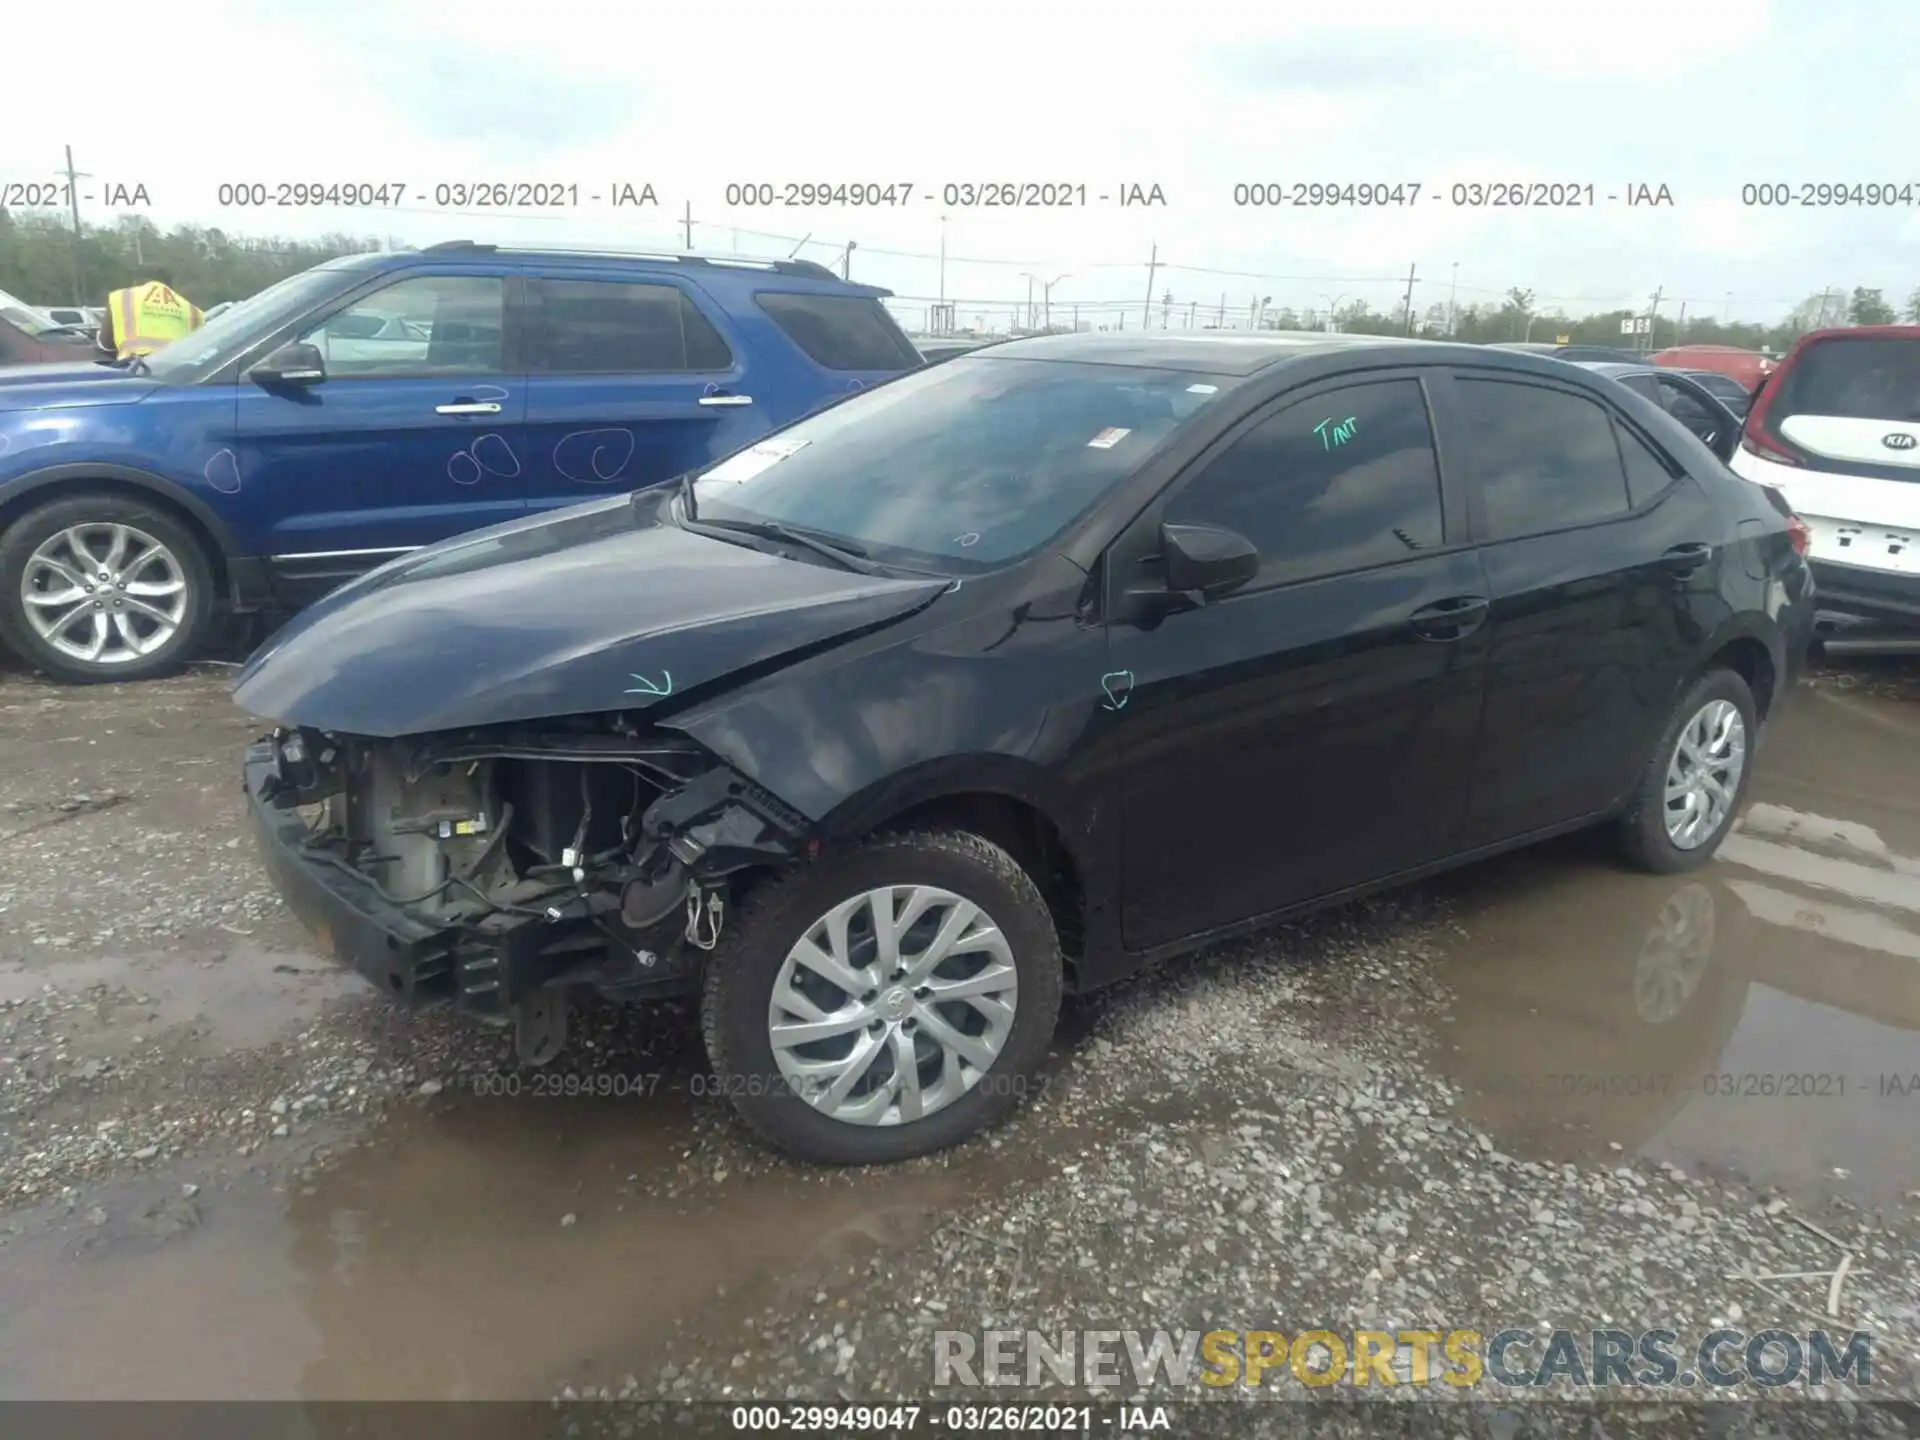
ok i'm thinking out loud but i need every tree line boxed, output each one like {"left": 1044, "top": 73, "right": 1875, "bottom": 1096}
{"left": 0, "top": 212, "right": 377, "bottom": 310}
{"left": 4, "top": 209, "right": 1916, "bottom": 354}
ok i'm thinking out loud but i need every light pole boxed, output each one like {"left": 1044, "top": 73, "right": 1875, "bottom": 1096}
{"left": 1322, "top": 294, "right": 1347, "bottom": 333}
{"left": 1042, "top": 273, "right": 1069, "bottom": 330}
{"left": 938, "top": 215, "right": 947, "bottom": 304}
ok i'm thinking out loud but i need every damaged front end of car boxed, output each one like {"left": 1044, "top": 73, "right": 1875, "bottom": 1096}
{"left": 243, "top": 715, "right": 813, "bottom": 1064}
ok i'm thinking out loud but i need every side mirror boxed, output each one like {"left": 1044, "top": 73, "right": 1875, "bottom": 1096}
{"left": 1162, "top": 522, "right": 1260, "bottom": 601}
{"left": 249, "top": 341, "right": 326, "bottom": 387}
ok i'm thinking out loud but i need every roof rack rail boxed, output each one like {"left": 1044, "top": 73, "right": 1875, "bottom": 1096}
{"left": 414, "top": 241, "right": 840, "bottom": 280}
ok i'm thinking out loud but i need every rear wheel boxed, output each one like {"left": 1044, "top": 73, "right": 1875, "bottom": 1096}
{"left": 702, "top": 829, "right": 1063, "bottom": 1164}
{"left": 1616, "top": 668, "right": 1756, "bottom": 872}
{"left": 0, "top": 493, "right": 215, "bottom": 683}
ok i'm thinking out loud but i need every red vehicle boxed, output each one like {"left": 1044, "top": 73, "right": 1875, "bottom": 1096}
{"left": 1651, "top": 344, "right": 1776, "bottom": 392}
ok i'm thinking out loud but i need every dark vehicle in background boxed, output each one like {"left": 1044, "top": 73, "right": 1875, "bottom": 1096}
{"left": 235, "top": 332, "right": 1816, "bottom": 1164}
{"left": 0, "top": 242, "right": 921, "bottom": 683}
{"left": 1732, "top": 325, "right": 1920, "bottom": 628}
{"left": 1654, "top": 344, "right": 1776, "bottom": 393}
{"left": 1491, "top": 342, "right": 1652, "bottom": 365}
{"left": 0, "top": 305, "right": 101, "bottom": 367}
{"left": 1676, "top": 368, "right": 1754, "bottom": 418}
{"left": 1575, "top": 362, "right": 1743, "bottom": 458}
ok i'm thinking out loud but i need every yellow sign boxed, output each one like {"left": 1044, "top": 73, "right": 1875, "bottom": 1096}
{"left": 1555, "top": 333, "right": 1571, "bottom": 344}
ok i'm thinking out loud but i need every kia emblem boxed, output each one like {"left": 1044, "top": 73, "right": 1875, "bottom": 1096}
{"left": 1885, "top": 432, "right": 1918, "bottom": 451}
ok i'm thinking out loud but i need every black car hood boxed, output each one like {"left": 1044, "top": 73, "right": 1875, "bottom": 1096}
{"left": 232, "top": 497, "right": 950, "bottom": 736}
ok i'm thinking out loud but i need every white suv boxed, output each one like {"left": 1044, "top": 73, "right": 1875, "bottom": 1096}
{"left": 1732, "top": 325, "right": 1920, "bottom": 628}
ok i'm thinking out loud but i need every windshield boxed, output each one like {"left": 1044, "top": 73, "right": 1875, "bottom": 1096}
{"left": 688, "top": 357, "right": 1229, "bottom": 574}
{"left": 141, "top": 266, "right": 356, "bottom": 379}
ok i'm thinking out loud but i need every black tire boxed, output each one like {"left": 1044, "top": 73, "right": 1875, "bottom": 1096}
{"left": 702, "top": 829, "right": 1064, "bottom": 1165}
{"left": 1615, "top": 667, "right": 1757, "bottom": 873}
{"left": 0, "top": 493, "right": 215, "bottom": 683}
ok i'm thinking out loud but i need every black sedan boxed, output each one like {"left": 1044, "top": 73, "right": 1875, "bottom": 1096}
{"left": 1574, "top": 361, "right": 1745, "bottom": 458}
{"left": 234, "top": 333, "right": 1817, "bottom": 1164}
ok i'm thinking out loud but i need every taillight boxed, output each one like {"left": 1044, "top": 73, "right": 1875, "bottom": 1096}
{"left": 1739, "top": 347, "right": 1804, "bottom": 466}
{"left": 1786, "top": 515, "right": 1811, "bottom": 556}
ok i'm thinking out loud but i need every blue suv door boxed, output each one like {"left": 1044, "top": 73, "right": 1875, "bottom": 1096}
{"left": 519, "top": 274, "right": 764, "bottom": 514}
{"left": 231, "top": 268, "right": 527, "bottom": 600}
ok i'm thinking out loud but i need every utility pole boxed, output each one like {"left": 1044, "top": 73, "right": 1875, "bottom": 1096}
{"left": 1817, "top": 287, "right": 1835, "bottom": 327}
{"left": 1143, "top": 242, "right": 1158, "bottom": 331}
{"left": 681, "top": 201, "right": 693, "bottom": 250}
{"left": 1025, "top": 275, "right": 1035, "bottom": 331}
{"left": 1448, "top": 262, "right": 1459, "bottom": 336}
{"left": 1675, "top": 299, "right": 1687, "bottom": 340}
{"left": 1645, "top": 286, "right": 1664, "bottom": 355}
{"left": 1161, "top": 290, "right": 1172, "bottom": 330}
{"left": 842, "top": 240, "right": 855, "bottom": 279}
{"left": 63, "top": 144, "right": 88, "bottom": 305}
{"left": 1187, "top": 300, "right": 1196, "bottom": 328}
{"left": 1217, "top": 293, "right": 1226, "bottom": 329}
{"left": 1401, "top": 262, "right": 1418, "bottom": 336}
{"left": 938, "top": 215, "right": 947, "bottom": 303}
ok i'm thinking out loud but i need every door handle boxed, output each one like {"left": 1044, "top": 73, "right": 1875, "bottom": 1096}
{"left": 1661, "top": 542, "right": 1712, "bottom": 575}
{"left": 697, "top": 394, "right": 753, "bottom": 407}
{"left": 1407, "top": 594, "right": 1489, "bottom": 642}
{"left": 435, "top": 401, "right": 502, "bottom": 416}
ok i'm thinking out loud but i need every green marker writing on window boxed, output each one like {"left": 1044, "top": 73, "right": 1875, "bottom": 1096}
{"left": 1314, "top": 415, "right": 1359, "bottom": 450}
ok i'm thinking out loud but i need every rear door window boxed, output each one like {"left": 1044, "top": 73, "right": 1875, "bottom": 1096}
{"left": 1161, "top": 377, "right": 1446, "bottom": 586}
{"left": 755, "top": 292, "right": 920, "bottom": 371}
{"left": 532, "top": 279, "right": 733, "bottom": 373}
{"left": 1777, "top": 338, "right": 1920, "bottom": 421}
{"left": 1456, "top": 378, "right": 1632, "bottom": 539}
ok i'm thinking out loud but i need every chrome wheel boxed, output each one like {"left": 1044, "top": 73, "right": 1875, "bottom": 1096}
{"left": 21, "top": 523, "right": 188, "bottom": 665}
{"left": 767, "top": 884, "right": 1018, "bottom": 1127}
{"left": 1662, "top": 699, "right": 1746, "bottom": 850}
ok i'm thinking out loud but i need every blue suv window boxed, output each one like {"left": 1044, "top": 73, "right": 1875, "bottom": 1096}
{"left": 300, "top": 274, "right": 504, "bottom": 378}
{"left": 755, "top": 292, "right": 918, "bottom": 372}
{"left": 532, "top": 279, "right": 733, "bottom": 373}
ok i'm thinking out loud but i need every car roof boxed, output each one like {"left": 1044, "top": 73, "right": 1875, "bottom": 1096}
{"left": 973, "top": 329, "right": 1446, "bottom": 376}
{"left": 1575, "top": 361, "right": 1663, "bottom": 378}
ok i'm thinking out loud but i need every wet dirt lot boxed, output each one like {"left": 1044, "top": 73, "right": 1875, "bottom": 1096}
{"left": 1, "top": 652, "right": 1917, "bottom": 1416}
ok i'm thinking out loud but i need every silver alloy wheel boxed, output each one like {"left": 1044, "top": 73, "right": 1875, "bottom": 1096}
{"left": 1662, "top": 698, "right": 1747, "bottom": 850}
{"left": 767, "top": 884, "right": 1018, "bottom": 1127}
{"left": 21, "top": 523, "right": 189, "bottom": 666}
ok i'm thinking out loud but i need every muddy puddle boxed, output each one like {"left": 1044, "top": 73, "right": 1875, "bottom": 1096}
{"left": 0, "top": 1086, "right": 962, "bottom": 1400}
{"left": 1421, "top": 684, "right": 1920, "bottom": 1209}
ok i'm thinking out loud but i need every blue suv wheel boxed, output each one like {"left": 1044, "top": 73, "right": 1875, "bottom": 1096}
{"left": 0, "top": 493, "right": 216, "bottom": 683}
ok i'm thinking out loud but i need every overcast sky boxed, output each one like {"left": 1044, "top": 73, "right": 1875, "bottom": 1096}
{"left": 4, "top": 0, "right": 1915, "bottom": 327}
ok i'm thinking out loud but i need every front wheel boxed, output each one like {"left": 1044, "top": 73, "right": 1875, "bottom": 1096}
{"left": 0, "top": 493, "right": 215, "bottom": 683}
{"left": 1615, "top": 668, "right": 1757, "bottom": 873}
{"left": 701, "top": 830, "right": 1064, "bottom": 1164}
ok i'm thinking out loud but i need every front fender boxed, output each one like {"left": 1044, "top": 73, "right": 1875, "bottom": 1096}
{"left": 0, "top": 460, "right": 246, "bottom": 561}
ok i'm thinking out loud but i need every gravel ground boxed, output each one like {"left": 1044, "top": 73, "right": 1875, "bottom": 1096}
{"left": 0, "top": 652, "right": 1916, "bottom": 1428}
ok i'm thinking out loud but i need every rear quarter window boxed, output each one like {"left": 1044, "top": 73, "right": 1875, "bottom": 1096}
{"left": 1779, "top": 338, "right": 1920, "bottom": 421}
{"left": 755, "top": 292, "right": 920, "bottom": 372}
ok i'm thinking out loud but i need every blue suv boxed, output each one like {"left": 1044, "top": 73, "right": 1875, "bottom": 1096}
{"left": 0, "top": 241, "right": 921, "bottom": 682}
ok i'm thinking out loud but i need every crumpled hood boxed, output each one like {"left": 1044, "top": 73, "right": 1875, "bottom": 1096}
{"left": 233, "top": 496, "right": 949, "bottom": 737}
{"left": 0, "top": 363, "right": 158, "bottom": 410}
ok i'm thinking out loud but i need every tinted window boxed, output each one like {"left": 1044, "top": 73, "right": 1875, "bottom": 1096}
{"left": 1777, "top": 338, "right": 1920, "bottom": 421}
{"left": 1616, "top": 423, "right": 1677, "bottom": 508}
{"left": 1458, "top": 379, "right": 1630, "bottom": 538}
{"left": 689, "top": 357, "right": 1223, "bottom": 574}
{"left": 300, "top": 274, "right": 503, "bottom": 377}
{"left": 756, "top": 292, "right": 919, "bottom": 371}
{"left": 1162, "top": 378, "right": 1444, "bottom": 584}
{"left": 1618, "top": 374, "right": 1663, "bottom": 404}
{"left": 1690, "top": 372, "right": 1749, "bottom": 401}
{"left": 1654, "top": 376, "right": 1717, "bottom": 428}
{"left": 534, "top": 279, "right": 732, "bottom": 373}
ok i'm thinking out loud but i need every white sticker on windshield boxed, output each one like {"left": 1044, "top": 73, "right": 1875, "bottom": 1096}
{"left": 1186, "top": 383, "right": 1219, "bottom": 394}
{"left": 1086, "top": 427, "right": 1131, "bottom": 449}
{"left": 701, "top": 437, "right": 811, "bottom": 487}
